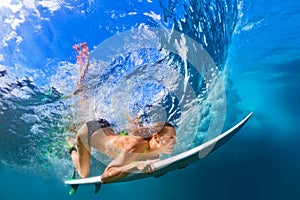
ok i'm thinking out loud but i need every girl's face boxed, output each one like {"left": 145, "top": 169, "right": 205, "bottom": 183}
{"left": 159, "top": 126, "right": 177, "bottom": 154}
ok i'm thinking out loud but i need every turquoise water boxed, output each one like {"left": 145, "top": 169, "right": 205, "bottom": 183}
{"left": 1, "top": 0, "right": 299, "bottom": 199}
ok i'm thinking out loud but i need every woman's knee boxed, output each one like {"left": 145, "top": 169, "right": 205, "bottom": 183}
{"left": 78, "top": 166, "right": 90, "bottom": 178}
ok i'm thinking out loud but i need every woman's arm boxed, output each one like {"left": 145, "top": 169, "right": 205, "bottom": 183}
{"left": 101, "top": 150, "right": 157, "bottom": 183}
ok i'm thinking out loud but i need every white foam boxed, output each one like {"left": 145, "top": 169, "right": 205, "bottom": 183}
{"left": 0, "top": 0, "right": 72, "bottom": 47}
{"left": 143, "top": 11, "right": 161, "bottom": 21}
{"left": 38, "top": 0, "right": 62, "bottom": 12}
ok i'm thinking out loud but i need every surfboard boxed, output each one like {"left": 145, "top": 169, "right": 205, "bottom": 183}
{"left": 65, "top": 112, "right": 253, "bottom": 193}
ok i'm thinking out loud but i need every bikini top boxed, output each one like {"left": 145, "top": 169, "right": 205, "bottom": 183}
{"left": 115, "top": 131, "right": 150, "bottom": 163}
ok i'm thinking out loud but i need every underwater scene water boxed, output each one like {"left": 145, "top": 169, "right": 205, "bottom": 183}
{"left": 0, "top": 0, "right": 299, "bottom": 199}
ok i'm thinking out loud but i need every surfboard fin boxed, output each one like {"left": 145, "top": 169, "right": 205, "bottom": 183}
{"left": 68, "top": 168, "right": 79, "bottom": 195}
{"left": 69, "top": 184, "right": 79, "bottom": 195}
{"left": 94, "top": 183, "right": 102, "bottom": 194}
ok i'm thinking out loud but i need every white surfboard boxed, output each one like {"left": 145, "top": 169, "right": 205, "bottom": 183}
{"left": 65, "top": 112, "right": 252, "bottom": 187}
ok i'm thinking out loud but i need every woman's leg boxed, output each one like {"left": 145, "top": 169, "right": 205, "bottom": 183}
{"left": 70, "top": 123, "right": 91, "bottom": 178}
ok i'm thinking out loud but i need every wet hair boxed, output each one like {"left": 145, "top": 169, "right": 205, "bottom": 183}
{"left": 156, "top": 122, "right": 175, "bottom": 136}
{"left": 130, "top": 122, "right": 175, "bottom": 139}
{"left": 164, "top": 122, "right": 174, "bottom": 128}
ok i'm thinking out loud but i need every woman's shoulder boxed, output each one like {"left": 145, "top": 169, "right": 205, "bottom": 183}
{"left": 118, "top": 135, "right": 147, "bottom": 152}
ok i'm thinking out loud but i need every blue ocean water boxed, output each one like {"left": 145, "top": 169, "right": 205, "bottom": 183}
{"left": 0, "top": 0, "right": 299, "bottom": 200}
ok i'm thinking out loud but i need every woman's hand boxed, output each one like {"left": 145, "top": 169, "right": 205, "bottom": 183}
{"left": 135, "top": 160, "right": 159, "bottom": 174}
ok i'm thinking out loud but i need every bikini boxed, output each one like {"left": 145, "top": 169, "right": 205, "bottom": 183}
{"left": 113, "top": 130, "right": 150, "bottom": 163}
{"left": 86, "top": 118, "right": 111, "bottom": 146}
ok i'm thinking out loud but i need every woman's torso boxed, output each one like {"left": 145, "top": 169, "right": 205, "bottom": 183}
{"left": 91, "top": 131, "right": 156, "bottom": 161}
